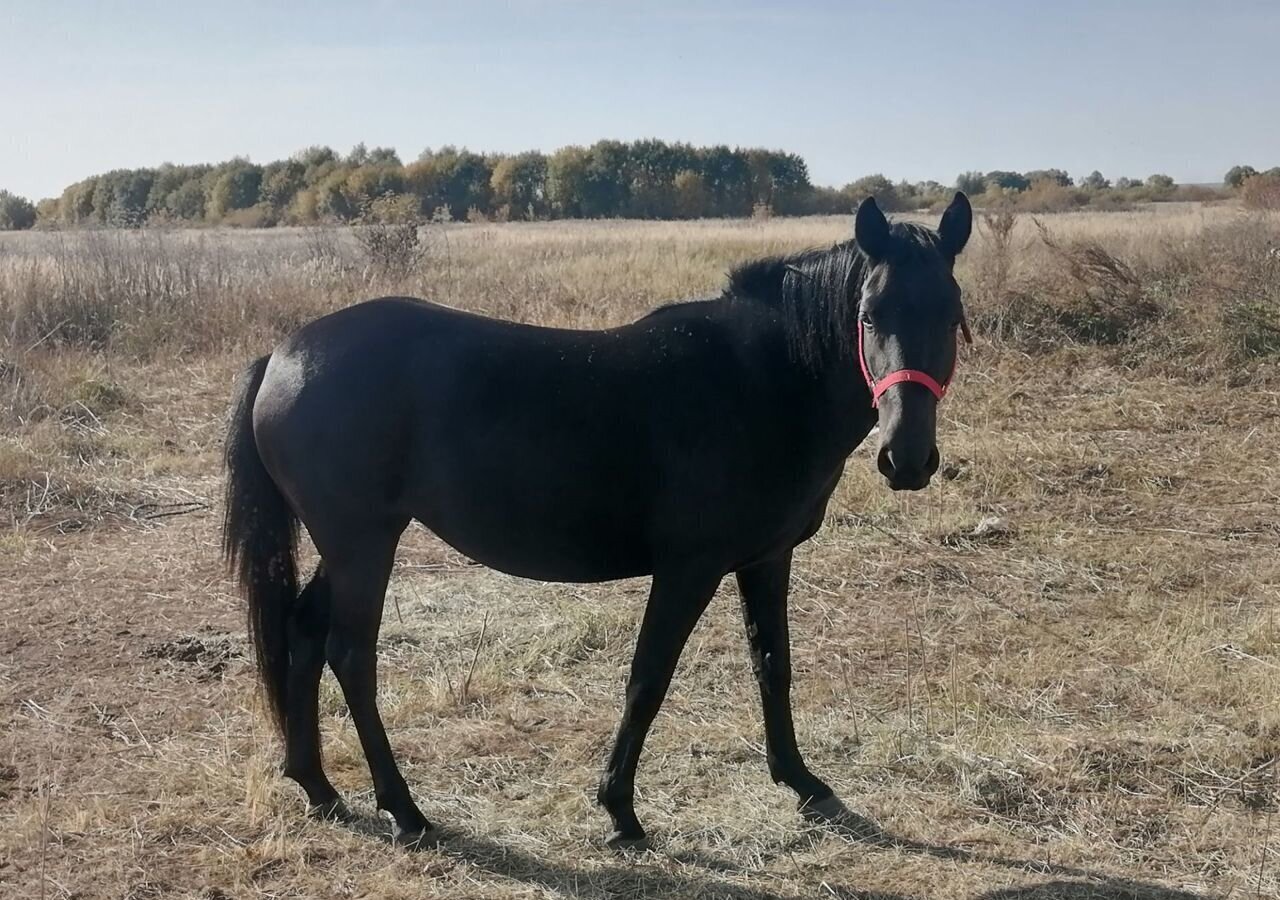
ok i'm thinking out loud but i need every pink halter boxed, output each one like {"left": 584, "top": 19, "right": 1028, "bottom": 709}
{"left": 857, "top": 317, "right": 971, "bottom": 407}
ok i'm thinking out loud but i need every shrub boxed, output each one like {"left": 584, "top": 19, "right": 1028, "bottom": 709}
{"left": 1240, "top": 174, "right": 1280, "bottom": 210}
{"left": 1209, "top": 220, "right": 1280, "bottom": 360}
{"left": 1171, "top": 184, "right": 1228, "bottom": 203}
{"left": 354, "top": 198, "right": 429, "bottom": 278}
{"left": 969, "top": 209, "right": 1020, "bottom": 338}
{"left": 1086, "top": 191, "right": 1134, "bottom": 212}
{"left": 1222, "top": 294, "right": 1280, "bottom": 357}
{"left": 221, "top": 204, "right": 277, "bottom": 228}
{"left": 1015, "top": 180, "right": 1086, "bottom": 213}
{"left": 35, "top": 198, "right": 60, "bottom": 228}
{"left": 1033, "top": 219, "right": 1162, "bottom": 344}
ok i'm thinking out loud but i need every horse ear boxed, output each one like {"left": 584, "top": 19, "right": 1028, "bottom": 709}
{"left": 854, "top": 196, "right": 892, "bottom": 261}
{"left": 938, "top": 192, "right": 972, "bottom": 259}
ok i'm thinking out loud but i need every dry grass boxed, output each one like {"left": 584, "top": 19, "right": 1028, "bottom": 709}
{"left": 2, "top": 204, "right": 1279, "bottom": 899}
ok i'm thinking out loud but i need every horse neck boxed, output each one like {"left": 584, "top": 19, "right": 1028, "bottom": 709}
{"left": 809, "top": 342, "right": 878, "bottom": 452}
{"left": 745, "top": 311, "right": 876, "bottom": 462}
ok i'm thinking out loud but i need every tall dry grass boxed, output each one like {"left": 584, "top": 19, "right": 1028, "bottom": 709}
{"left": 2, "top": 205, "right": 1275, "bottom": 365}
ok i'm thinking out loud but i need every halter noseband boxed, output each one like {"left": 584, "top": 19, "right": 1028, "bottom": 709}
{"left": 857, "top": 316, "right": 971, "bottom": 408}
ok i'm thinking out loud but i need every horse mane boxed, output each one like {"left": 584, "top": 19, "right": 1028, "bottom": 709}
{"left": 727, "top": 222, "right": 943, "bottom": 368}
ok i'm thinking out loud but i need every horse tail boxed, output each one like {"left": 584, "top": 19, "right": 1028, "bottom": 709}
{"left": 222, "top": 355, "right": 297, "bottom": 736}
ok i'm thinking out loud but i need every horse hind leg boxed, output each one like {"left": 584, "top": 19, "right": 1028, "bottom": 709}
{"left": 281, "top": 564, "right": 349, "bottom": 820}
{"left": 323, "top": 530, "right": 435, "bottom": 846}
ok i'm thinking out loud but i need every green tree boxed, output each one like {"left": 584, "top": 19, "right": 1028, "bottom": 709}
{"left": 294, "top": 146, "right": 340, "bottom": 186}
{"left": 367, "top": 146, "right": 402, "bottom": 166}
{"left": 699, "top": 145, "right": 752, "bottom": 217}
{"left": 427, "top": 147, "right": 493, "bottom": 216}
{"left": 490, "top": 151, "right": 548, "bottom": 219}
{"left": 89, "top": 169, "right": 156, "bottom": 226}
{"left": 546, "top": 146, "right": 591, "bottom": 217}
{"left": 1224, "top": 165, "right": 1258, "bottom": 189}
{"left": 956, "top": 171, "right": 987, "bottom": 194}
{"left": 748, "top": 150, "right": 811, "bottom": 215}
{"left": 986, "top": 170, "right": 1031, "bottom": 192}
{"left": 146, "top": 164, "right": 206, "bottom": 218}
{"left": 846, "top": 174, "right": 901, "bottom": 210}
{"left": 0, "top": 190, "right": 36, "bottom": 230}
{"left": 672, "top": 169, "right": 708, "bottom": 218}
{"left": 625, "top": 139, "right": 682, "bottom": 218}
{"left": 1081, "top": 170, "right": 1111, "bottom": 190}
{"left": 581, "top": 140, "right": 631, "bottom": 217}
{"left": 1026, "top": 168, "right": 1073, "bottom": 187}
{"left": 57, "top": 178, "right": 98, "bottom": 224}
{"left": 343, "top": 164, "right": 406, "bottom": 208}
{"left": 1145, "top": 173, "right": 1175, "bottom": 190}
{"left": 260, "top": 160, "right": 306, "bottom": 209}
{"left": 166, "top": 180, "right": 208, "bottom": 220}
{"left": 207, "top": 163, "right": 264, "bottom": 219}
{"left": 404, "top": 153, "right": 446, "bottom": 214}
{"left": 314, "top": 167, "right": 358, "bottom": 220}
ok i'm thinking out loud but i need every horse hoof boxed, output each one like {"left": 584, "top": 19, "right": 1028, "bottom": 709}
{"left": 605, "top": 830, "right": 651, "bottom": 852}
{"left": 307, "top": 797, "right": 355, "bottom": 823}
{"left": 799, "top": 795, "right": 884, "bottom": 841}
{"left": 393, "top": 824, "right": 442, "bottom": 849}
{"left": 800, "top": 794, "right": 851, "bottom": 823}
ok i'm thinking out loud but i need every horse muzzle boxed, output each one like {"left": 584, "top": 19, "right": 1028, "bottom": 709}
{"left": 877, "top": 445, "right": 940, "bottom": 491}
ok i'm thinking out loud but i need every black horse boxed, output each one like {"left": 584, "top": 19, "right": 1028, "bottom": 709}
{"left": 223, "top": 194, "right": 973, "bottom": 848}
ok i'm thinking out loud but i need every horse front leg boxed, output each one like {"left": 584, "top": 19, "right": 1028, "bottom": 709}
{"left": 735, "top": 552, "right": 836, "bottom": 808}
{"left": 597, "top": 563, "right": 722, "bottom": 849}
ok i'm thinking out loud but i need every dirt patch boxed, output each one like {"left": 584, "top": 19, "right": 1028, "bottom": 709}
{"left": 143, "top": 632, "right": 243, "bottom": 680}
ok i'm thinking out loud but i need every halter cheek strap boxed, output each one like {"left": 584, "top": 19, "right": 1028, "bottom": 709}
{"left": 857, "top": 316, "right": 971, "bottom": 408}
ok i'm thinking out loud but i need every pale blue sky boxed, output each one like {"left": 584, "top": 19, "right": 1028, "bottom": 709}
{"left": 3, "top": 0, "right": 1278, "bottom": 200}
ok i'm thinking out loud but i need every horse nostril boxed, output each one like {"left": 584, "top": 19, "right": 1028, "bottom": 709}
{"left": 886, "top": 449, "right": 918, "bottom": 477}
{"left": 878, "top": 447, "right": 895, "bottom": 479}
{"left": 888, "top": 449, "right": 903, "bottom": 473}
{"left": 880, "top": 447, "right": 935, "bottom": 488}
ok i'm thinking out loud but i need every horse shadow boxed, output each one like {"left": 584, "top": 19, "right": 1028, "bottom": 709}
{"left": 336, "top": 809, "right": 1204, "bottom": 900}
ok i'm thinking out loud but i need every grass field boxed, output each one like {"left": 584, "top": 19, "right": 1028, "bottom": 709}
{"left": 2, "top": 204, "right": 1279, "bottom": 899}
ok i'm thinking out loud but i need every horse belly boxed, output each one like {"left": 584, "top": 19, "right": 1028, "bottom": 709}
{"left": 407, "top": 449, "right": 654, "bottom": 583}
{"left": 417, "top": 506, "right": 652, "bottom": 583}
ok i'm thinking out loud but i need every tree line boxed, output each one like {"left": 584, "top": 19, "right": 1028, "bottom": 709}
{"left": 0, "top": 143, "right": 1268, "bottom": 231}
{"left": 9, "top": 142, "right": 816, "bottom": 230}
